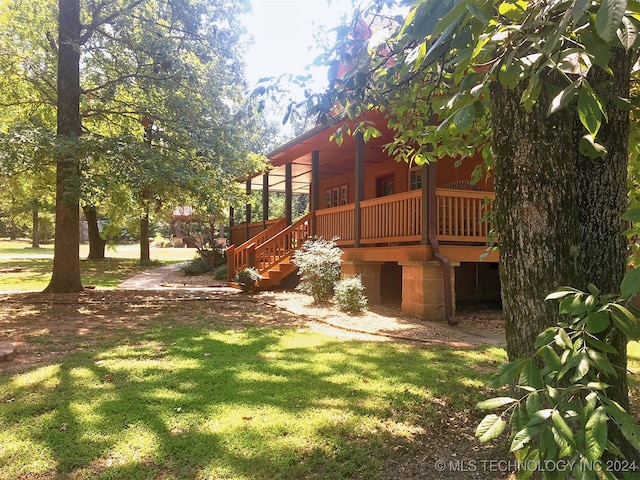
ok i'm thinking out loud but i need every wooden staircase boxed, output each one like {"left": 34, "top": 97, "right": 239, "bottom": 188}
{"left": 227, "top": 213, "right": 312, "bottom": 290}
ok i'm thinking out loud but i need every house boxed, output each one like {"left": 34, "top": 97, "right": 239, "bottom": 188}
{"left": 227, "top": 110, "right": 500, "bottom": 324}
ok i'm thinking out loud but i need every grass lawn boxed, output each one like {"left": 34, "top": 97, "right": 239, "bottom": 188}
{"left": 0, "top": 291, "right": 510, "bottom": 480}
{"left": 0, "top": 240, "right": 198, "bottom": 291}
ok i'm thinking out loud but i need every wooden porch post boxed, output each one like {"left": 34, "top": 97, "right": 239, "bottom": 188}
{"left": 285, "top": 162, "right": 293, "bottom": 226}
{"left": 245, "top": 178, "right": 251, "bottom": 240}
{"left": 262, "top": 172, "right": 269, "bottom": 230}
{"left": 421, "top": 163, "right": 429, "bottom": 244}
{"left": 354, "top": 132, "right": 365, "bottom": 247}
{"left": 311, "top": 150, "right": 320, "bottom": 236}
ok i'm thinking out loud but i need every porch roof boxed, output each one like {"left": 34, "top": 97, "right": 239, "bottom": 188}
{"left": 251, "top": 110, "right": 395, "bottom": 193}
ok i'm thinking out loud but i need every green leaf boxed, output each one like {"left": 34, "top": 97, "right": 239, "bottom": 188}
{"left": 453, "top": 103, "right": 476, "bottom": 132}
{"left": 603, "top": 397, "right": 640, "bottom": 450}
{"left": 491, "top": 358, "right": 528, "bottom": 388}
{"left": 621, "top": 207, "right": 640, "bottom": 222}
{"left": 546, "top": 289, "right": 578, "bottom": 301}
{"left": 552, "top": 410, "right": 577, "bottom": 448}
{"left": 610, "top": 303, "right": 640, "bottom": 339}
{"left": 570, "top": 352, "right": 591, "bottom": 383}
{"left": 526, "top": 391, "right": 543, "bottom": 415}
{"left": 477, "top": 396, "right": 518, "bottom": 410}
{"left": 595, "top": 0, "right": 628, "bottom": 42}
{"left": 526, "top": 408, "right": 554, "bottom": 427}
{"left": 586, "top": 310, "right": 611, "bottom": 334}
{"left": 539, "top": 345, "right": 562, "bottom": 372}
{"left": 535, "top": 327, "right": 558, "bottom": 347}
{"left": 577, "top": 87, "right": 603, "bottom": 136}
{"left": 586, "top": 349, "right": 617, "bottom": 377}
{"left": 548, "top": 79, "right": 581, "bottom": 115}
{"left": 584, "top": 335, "right": 619, "bottom": 354}
{"left": 498, "top": 0, "right": 527, "bottom": 20}
{"left": 617, "top": 15, "right": 638, "bottom": 49}
{"left": 519, "top": 358, "right": 544, "bottom": 390}
{"left": 621, "top": 268, "right": 640, "bottom": 297}
{"left": 476, "top": 414, "right": 507, "bottom": 442}
{"left": 579, "top": 134, "right": 608, "bottom": 158}
{"left": 511, "top": 425, "right": 542, "bottom": 451}
{"left": 585, "top": 406, "right": 608, "bottom": 461}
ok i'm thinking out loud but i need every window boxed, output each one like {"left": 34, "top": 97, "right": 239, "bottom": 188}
{"left": 325, "top": 184, "right": 349, "bottom": 207}
{"left": 376, "top": 174, "right": 395, "bottom": 197}
{"left": 409, "top": 166, "right": 422, "bottom": 191}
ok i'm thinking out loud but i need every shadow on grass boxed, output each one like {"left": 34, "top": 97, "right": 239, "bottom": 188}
{"left": 0, "top": 323, "right": 505, "bottom": 479}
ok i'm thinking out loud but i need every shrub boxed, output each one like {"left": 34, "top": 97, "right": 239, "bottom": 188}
{"left": 180, "top": 256, "right": 212, "bottom": 276}
{"left": 213, "top": 264, "right": 228, "bottom": 280}
{"left": 234, "top": 267, "right": 261, "bottom": 293}
{"left": 476, "top": 275, "right": 640, "bottom": 475}
{"left": 198, "top": 247, "right": 226, "bottom": 269}
{"left": 292, "top": 237, "right": 342, "bottom": 304}
{"left": 334, "top": 276, "right": 368, "bottom": 313}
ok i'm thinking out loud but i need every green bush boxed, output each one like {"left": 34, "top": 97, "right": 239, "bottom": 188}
{"left": 334, "top": 275, "right": 368, "bottom": 313}
{"left": 234, "top": 267, "right": 261, "bottom": 293}
{"left": 180, "top": 256, "right": 212, "bottom": 276}
{"left": 292, "top": 237, "right": 342, "bottom": 304}
{"left": 213, "top": 264, "right": 228, "bottom": 280}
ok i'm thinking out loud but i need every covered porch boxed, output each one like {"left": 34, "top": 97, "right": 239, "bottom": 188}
{"left": 228, "top": 112, "right": 498, "bottom": 323}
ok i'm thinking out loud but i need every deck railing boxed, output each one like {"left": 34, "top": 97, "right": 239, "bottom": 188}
{"left": 436, "top": 189, "right": 493, "bottom": 242}
{"left": 230, "top": 189, "right": 494, "bottom": 257}
{"left": 360, "top": 190, "right": 422, "bottom": 244}
{"left": 314, "top": 188, "right": 494, "bottom": 245}
{"left": 315, "top": 204, "right": 355, "bottom": 244}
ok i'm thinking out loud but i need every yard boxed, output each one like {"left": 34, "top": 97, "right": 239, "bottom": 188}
{"left": 0, "top": 241, "right": 639, "bottom": 479}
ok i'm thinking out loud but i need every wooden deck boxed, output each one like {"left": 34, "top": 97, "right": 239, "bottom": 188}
{"left": 228, "top": 188, "right": 497, "bottom": 287}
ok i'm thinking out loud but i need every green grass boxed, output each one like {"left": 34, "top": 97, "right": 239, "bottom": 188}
{"left": 0, "top": 240, "right": 198, "bottom": 291}
{"left": 0, "top": 321, "right": 507, "bottom": 479}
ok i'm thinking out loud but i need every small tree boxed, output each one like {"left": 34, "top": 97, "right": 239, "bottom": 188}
{"left": 292, "top": 237, "right": 342, "bottom": 304}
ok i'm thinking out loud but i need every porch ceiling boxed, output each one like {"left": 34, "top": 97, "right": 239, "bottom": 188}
{"left": 251, "top": 111, "right": 395, "bottom": 194}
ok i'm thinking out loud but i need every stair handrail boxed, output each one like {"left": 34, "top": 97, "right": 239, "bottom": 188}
{"left": 253, "top": 213, "right": 312, "bottom": 275}
{"left": 227, "top": 218, "right": 288, "bottom": 280}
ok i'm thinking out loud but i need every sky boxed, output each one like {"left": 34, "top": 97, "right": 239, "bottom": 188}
{"left": 242, "top": 0, "right": 357, "bottom": 89}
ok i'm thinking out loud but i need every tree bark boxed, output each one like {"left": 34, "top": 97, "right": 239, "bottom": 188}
{"left": 140, "top": 207, "right": 150, "bottom": 264}
{"left": 491, "top": 81, "right": 582, "bottom": 361}
{"left": 83, "top": 205, "right": 106, "bottom": 260}
{"left": 492, "top": 48, "right": 636, "bottom": 460}
{"left": 576, "top": 48, "right": 636, "bottom": 461}
{"left": 44, "top": 0, "right": 83, "bottom": 293}
{"left": 31, "top": 206, "right": 40, "bottom": 248}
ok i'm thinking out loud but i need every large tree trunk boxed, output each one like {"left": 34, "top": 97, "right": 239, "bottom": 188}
{"left": 576, "top": 48, "right": 635, "bottom": 460}
{"left": 83, "top": 205, "right": 106, "bottom": 260}
{"left": 492, "top": 48, "right": 636, "bottom": 460}
{"left": 491, "top": 81, "right": 582, "bottom": 361}
{"left": 140, "top": 207, "right": 150, "bottom": 264}
{"left": 31, "top": 206, "right": 40, "bottom": 248}
{"left": 45, "top": 0, "right": 82, "bottom": 293}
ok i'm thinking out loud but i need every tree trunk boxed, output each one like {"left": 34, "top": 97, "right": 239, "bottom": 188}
{"left": 140, "top": 207, "right": 150, "bottom": 264}
{"left": 83, "top": 205, "right": 106, "bottom": 260}
{"left": 576, "top": 48, "right": 636, "bottom": 461}
{"left": 32, "top": 207, "right": 40, "bottom": 248}
{"left": 491, "top": 81, "right": 582, "bottom": 361}
{"left": 44, "top": 0, "right": 83, "bottom": 293}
